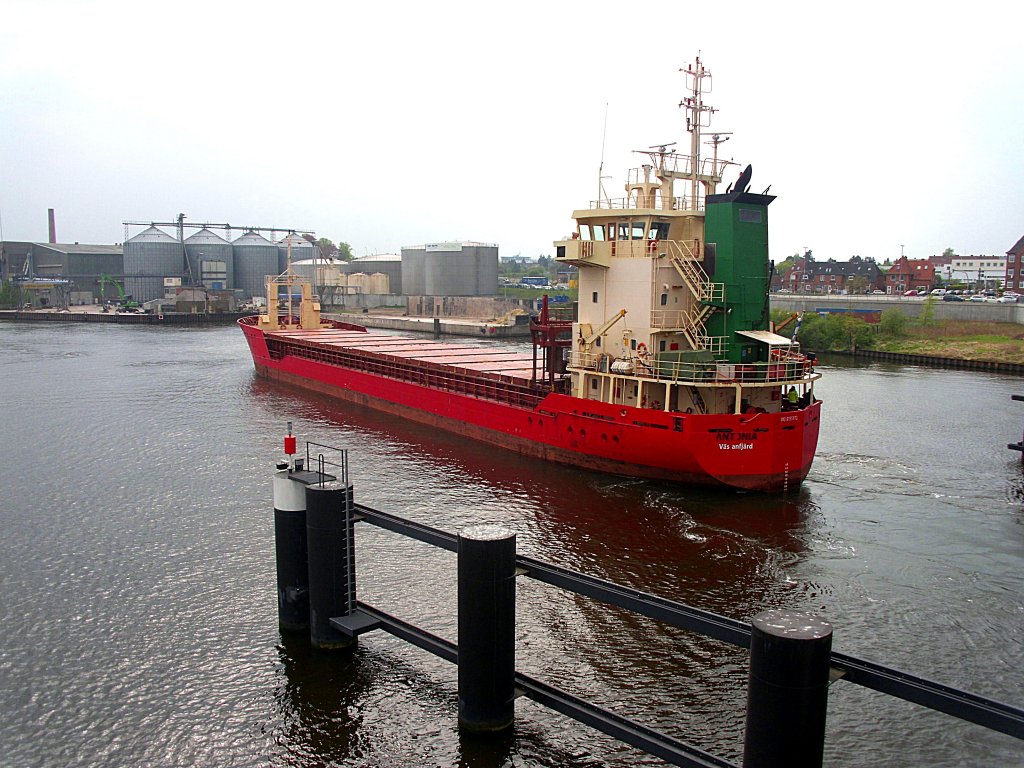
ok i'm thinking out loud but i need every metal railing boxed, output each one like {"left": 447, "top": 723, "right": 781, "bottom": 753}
{"left": 302, "top": 496, "right": 1024, "bottom": 767}
{"left": 304, "top": 441, "right": 349, "bottom": 486}
{"left": 569, "top": 350, "right": 816, "bottom": 386}
{"left": 588, "top": 195, "right": 700, "bottom": 211}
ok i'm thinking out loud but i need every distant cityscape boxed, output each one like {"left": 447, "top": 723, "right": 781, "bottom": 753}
{"left": 772, "top": 236, "right": 1024, "bottom": 295}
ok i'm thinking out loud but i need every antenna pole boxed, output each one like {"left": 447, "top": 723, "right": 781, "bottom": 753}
{"left": 680, "top": 55, "right": 715, "bottom": 210}
{"left": 598, "top": 102, "right": 609, "bottom": 206}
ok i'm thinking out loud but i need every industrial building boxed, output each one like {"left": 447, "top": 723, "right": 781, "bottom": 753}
{"left": 1, "top": 240, "right": 123, "bottom": 305}
{"left": 3, "top": 212, "right": 503, "bottom": 311}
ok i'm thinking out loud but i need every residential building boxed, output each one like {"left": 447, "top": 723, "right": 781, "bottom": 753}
{"left": 885, "top": 256, "right": 934, "bottom": 294}
{"left": 1004, "top": 236, "right": 1024, "bottom": 293}
{"left": 784, "top": 256, "right": 883, "bottom": 294}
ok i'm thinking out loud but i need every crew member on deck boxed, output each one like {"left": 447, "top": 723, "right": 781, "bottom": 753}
{"left": 786, "top": 386, "right": 799, "bottom": 409}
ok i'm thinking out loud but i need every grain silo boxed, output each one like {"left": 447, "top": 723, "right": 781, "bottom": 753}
{"left": 123, "top": 226, "right": 184, "bottom": 303}
{"left": 233, "top": 231, "right": 279, "bottom": 299}
{"left": 401, "top": 242, "right": 498, "bottom": 296}
{"left": 277, "top": 232, "right": 315, "bottom": 273}
{"left": 184, "top": 228, "right": 233, "bottom": 290}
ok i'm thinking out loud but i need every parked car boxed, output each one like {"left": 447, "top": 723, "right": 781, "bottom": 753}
{"left": 930, "top": 289, "right": 947, "bottom": 295}
{"left": 969, "top": 295, "right": 987, "bottom": 302}
{"left": 942, "top": 294, "right": 965, "bottom": 302}
{"left": 871, "top": 290, "right": 885, "bottom": 294}
{"left": 996, "top": 296, "right": 1019, "bottom": 303}
{"left": 904, "top": 290, "right": 920, "bottom": 296}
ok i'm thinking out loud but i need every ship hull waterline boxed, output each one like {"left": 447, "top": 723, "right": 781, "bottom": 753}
{"left": 242, "top": 322, "right": 820, "bottom": 493}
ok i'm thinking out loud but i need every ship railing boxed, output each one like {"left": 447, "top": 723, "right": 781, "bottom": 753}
{"left": 588, "top": 195, "right": 703, "bottom": 212}
{"left": 269, "top": 336, "right": 564, "bottom": 408}
{"left": 649, "top": 311, "right": 726, "bottom": 354}
{"left": 569, "top": 350, "right": 815, "bottom": 385}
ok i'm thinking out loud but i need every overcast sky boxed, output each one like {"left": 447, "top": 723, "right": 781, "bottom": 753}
{"left": 2, "top": 1, "right": 1021, "bottom": 263}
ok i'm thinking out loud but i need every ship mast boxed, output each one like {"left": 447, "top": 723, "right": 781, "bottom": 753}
{"left": 681, "top": 55, "right": 717, "bottom": 208}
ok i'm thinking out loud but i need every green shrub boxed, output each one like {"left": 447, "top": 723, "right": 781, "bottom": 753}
{"left": 798, "top": 312, "right": 874, "bottom": 351}
{"left": 879, "top": 308, "right": 908, "bottom": 338}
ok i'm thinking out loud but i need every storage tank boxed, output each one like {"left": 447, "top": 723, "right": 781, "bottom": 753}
{"left": 347, "top": 272, "right": 370, "bottom": 293}
{"left": 401, "top": 242, "right": 498, "bottom": 296}
{"left": 277, "top": 232, "right": 315, "bottom": 273}
{"left": 400, "top": 247, "right": 426, "bottom": 295}
{"left": 369, "top": 272, "right": 390, "bottom": 294}
{"left": 232, "top": 231, "right": 279, "bottom": 299}
{"left": 346, "top": 253, "right": 402, "bottom": 294}
{"left": 292, "top": 257, "right": 346, "bottom": 286}
{"left": 123, "top": 226, "right": 184, "bottom": 303}
{"left": 184, "top": 228, "right": 233, "bottom": 290}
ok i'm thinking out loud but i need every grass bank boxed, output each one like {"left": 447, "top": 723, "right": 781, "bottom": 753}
{"left": 775, "top": 309, "right": 1024, "bottom": 365}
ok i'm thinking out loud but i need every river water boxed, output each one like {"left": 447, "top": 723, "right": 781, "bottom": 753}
{"left": 0, "top": 322, "right": 1021, "bottom": 767}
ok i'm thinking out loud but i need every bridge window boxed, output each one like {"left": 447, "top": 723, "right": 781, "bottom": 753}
{"left": 649, "top": 222, "right": 670, "bottom": 240}
{"left": 631, "top": 221, "right": 645, "bottom": 239}
{"left": 593, "top": 225, "right": 606, "bottom": 241}
{"left": 579, "top": 224, "right": 592, "bottom": 240}
{"left": 617, "top": 223, "right": 630, "bottom": 240}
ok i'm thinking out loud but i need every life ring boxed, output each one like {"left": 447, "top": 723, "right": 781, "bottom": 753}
{"left": 636, "top": 342, "right": 649, "bottom": 359}
{"left": 157, "top": 314, "right": 164, "bottom": 320}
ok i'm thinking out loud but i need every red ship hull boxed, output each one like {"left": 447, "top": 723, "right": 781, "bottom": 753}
{"left": 241, "top": 319, "right": 820, "bottom": 492}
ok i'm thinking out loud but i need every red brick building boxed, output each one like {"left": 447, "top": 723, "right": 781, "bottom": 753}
{"left": 885, "top": 257, "right": 934, "bottom": 294}
{"left": 783, "top": 256, "right": 883, "bottom": 294}
{"left": 1005, "top": 235, "right": 1024, "bottom": 293}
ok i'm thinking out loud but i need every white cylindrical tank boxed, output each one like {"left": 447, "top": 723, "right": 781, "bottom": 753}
{"left": 347, "top": 273, "right": 369, "bottom": 293}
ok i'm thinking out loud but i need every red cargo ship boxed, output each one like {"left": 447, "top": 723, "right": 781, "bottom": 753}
{"left": 240, "top": 57, "right": 821, "bottom": 491}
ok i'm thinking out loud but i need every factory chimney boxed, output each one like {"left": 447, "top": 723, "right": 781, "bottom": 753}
{"left": 48, "top": 208, "right": 56, "bottom": 244}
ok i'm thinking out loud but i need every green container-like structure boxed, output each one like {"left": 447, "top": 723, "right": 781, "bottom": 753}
{"left": 704, "top": 175, "right": 776, "bottom": 365}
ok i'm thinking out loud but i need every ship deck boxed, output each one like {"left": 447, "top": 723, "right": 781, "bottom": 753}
{"left": 265, "top": 327, "right": 542, "bottom": 383}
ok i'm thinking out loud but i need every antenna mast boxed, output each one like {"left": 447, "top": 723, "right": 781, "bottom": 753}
{"left": 680, "top": 55, "right": 716, "bottom": 209}
{"left": 598, "top": 102, "right": 609, "bottom": 206}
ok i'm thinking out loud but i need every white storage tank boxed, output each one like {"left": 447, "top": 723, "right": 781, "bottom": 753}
{"left": 347, "top": 272, "right": 370, "bottom": 293}
{"left": 369, "top": 272, "right": 390, "bottom": 294}
{"left": 292, "top": 257, "right": 346, "bottom": 286}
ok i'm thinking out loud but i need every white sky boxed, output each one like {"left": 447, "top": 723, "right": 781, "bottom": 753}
{"left": 2, "top": 1, "right": 1021, "bottom": 263}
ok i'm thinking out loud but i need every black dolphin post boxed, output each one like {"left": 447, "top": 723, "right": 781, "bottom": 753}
{"left": 457, "top": 524, "right": 517, "bottom": 732}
